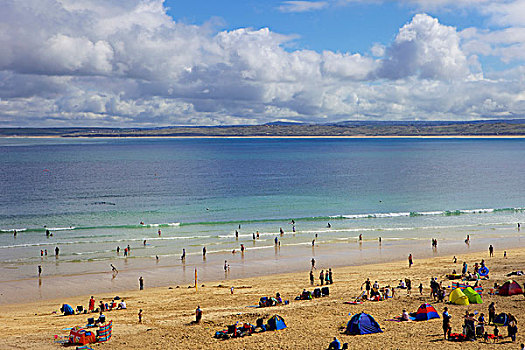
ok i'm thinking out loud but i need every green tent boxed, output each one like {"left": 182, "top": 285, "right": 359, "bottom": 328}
{"left": 463, "top": 287, "right": 482, "bottom": 304}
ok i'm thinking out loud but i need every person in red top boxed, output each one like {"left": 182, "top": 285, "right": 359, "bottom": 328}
{"left": 88, "top": 296, "right": 95, "bottom": 312}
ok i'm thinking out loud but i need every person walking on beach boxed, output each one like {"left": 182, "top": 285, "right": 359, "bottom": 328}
{"left": 139, "top": 276, "right": 144, "bottom": 290}
{"left": 138, "top": 309, "right": 143, "bottom": 323}
{"left": 443, "top": 307, "right": 452, "bottom": 339}
{"left": 310, "top": 270, "right": 314, "bottom": 285}
{"left": 489, "top": 244, "right": 494, "bottom": 257}
{"left": 195, "top": 306, "right": 202, "bottom": 323}
{"left": 319, "top": 270, "right": 324, "bottom": 285}
{"left": 181, "top": 248, "right": 186, "bottom": 260}
{"left": 408, "top": 254, "right": 413, "bottom": 268}
{"left": 55, "top": 246, "right": 59, "bottom": 256}
{"left": 311, "top": 258, "right": 316, "bottom": 269}
{"left": 488, "top": 302, "right": 496, "bottom": 325}
{"left": 38, "top": 265, "right": 42, "bottom": 276}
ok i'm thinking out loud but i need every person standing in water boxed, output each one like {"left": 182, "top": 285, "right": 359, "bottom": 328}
{"left": 139, "top": 276, "right": 144, "bottom": 290}
{"left": 311, "top": 258, "right": 316, "bottom": 269}
{"left": 38, "top": 265, "right": 42, "bottom": 276}
{"left": 55, "top": 246, "right": 59, "bottom": 256}
{"left": 158, "top": 229, "right": 161, "bottom": 236}
{"left": 181, "top": 248, "right": 186, "bottom": 260}
{"left": 202, "top": 246, "right": 206, "bottom": 258}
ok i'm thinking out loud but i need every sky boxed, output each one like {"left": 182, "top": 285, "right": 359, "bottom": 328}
{"left": 1, "top": 0, "right": 525, "bottom": 127}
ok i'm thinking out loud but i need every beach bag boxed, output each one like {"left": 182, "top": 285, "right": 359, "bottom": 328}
{"left": 313, "top": 288, "right": 321, "bottom": 298}
{"left": 322, "top": 286, "right": 329, "bottom": 296}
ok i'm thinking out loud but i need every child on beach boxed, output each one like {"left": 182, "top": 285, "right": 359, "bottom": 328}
{"left": 418, "top": 283, "right": 423, "bottom": 295}
{"left": 138, "top": 309, "right": 143, "bottom": 323}
{"left": 195, "top": 306, "right": 202, "bottom": 323}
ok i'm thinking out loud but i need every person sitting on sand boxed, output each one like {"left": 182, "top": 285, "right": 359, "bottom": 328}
{"left": 401, "top": 309, "right": 410, "bottom": 321}
{"left": 117, "top": 299, "right": 126, "bottom": 309}
{"left": 327, "top": 337, "right": 341, "bottom": 350}
{"left": 398, "top": 280, "right": 406, "bottom": 289}
{"left": 275, "top": 292, "right": 283, "bottom": 304}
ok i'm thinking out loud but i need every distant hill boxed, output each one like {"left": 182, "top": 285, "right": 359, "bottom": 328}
{"left": 1, "top": 120, "right": 525, "bottom": 137}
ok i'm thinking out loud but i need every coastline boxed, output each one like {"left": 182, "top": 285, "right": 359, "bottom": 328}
{"left": 3, "top": 135, "right": 525, "bottom": 139}
{"left": 2, "top": 247, "right": 525, "bottom": 349}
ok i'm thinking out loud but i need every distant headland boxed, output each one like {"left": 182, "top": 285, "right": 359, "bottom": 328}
{"left": 2, "top": 119, "right": 525, "bottom": 137}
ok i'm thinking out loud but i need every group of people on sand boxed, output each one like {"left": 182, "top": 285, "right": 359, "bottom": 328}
{"left": 87, "top": 295, "right": 126, "bottom": 314}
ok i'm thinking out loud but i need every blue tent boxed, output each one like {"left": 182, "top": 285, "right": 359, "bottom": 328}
{"left": 61, "top": 304, "right": 74, "bottom": 315}
{"left": 345, "top": 312, "right": 383, "bottom": 335}
{"left": 267, "top": 315, "right": 287, "bottom": 331}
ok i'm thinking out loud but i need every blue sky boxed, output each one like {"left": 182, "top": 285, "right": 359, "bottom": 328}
{"left": 1, "top": 0, "right": 525, "bottom": 126}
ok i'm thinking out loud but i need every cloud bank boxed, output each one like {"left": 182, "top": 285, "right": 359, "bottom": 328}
{"left": 0, "top": 0, "right": 524, "bottom": 126}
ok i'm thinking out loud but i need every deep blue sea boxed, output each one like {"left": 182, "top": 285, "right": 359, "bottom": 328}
{"left": 1, "top": 137, "right": 524, "bottom": 302}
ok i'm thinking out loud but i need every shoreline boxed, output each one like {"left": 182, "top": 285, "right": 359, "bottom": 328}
{"left": 3, "top": 135, "right": 525, "bottom": 139}
{"left": 2, "top": 233, "right": 522, "bottom": 306}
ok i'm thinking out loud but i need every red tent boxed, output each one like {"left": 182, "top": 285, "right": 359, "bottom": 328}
{"left": 499, "top": 280, "right": 523, "bottom": 296}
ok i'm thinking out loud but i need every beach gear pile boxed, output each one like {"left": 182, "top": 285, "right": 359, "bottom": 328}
{"left": 67, "top": 320, "right": 113, "bottom": 346}
{"left": 214, "top": 315, "right": 286, "bottom": 340}
{"left": 257, "top": 296, "right": 289, "bottom": 308}
{"left": 344, "top": 313, "right": 383, "bottom": 335}
{"left": 295, "top": 287, "right": 329, "bottom": 300}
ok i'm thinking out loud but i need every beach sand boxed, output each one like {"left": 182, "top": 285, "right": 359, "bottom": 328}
{"left": 1, "top": 247, "right": 524, "bottom": 349}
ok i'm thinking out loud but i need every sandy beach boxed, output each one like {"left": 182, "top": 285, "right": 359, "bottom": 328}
{"left": 1, "top": 246, "right": 525, "bottom": 349}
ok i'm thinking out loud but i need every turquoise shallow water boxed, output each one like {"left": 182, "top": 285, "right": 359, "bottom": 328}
{"left": 1, "top": 137, "right": 524, "bottom": 303}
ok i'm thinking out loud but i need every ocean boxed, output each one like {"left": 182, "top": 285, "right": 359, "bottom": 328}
{"left": 1, "top": 137, "right": 524, "bottom": 303}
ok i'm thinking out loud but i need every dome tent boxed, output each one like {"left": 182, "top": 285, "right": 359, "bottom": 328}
{"left": 499, "top": 280, "right": 523, "bottom": 296}
{"left": 449, "top": 288, "right": 469, "bottom": 305}
{"left": 415, "top": 303, "right": 440, "bottom": 321}
{"left": 267, "top": 315, "right": 287, "bottom": 331}
{"left": 463, "top": 287, "right": 483, "bottom": 304}
{"left": 345, "top": 312, "right": 383, "bottom": 335}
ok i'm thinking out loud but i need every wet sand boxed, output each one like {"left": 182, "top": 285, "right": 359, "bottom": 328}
{"left": 1, "top": 224, "right": 523, "bottom": 305}
{"left": 1, "top": 246, "right": 525, "bottom": 349}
